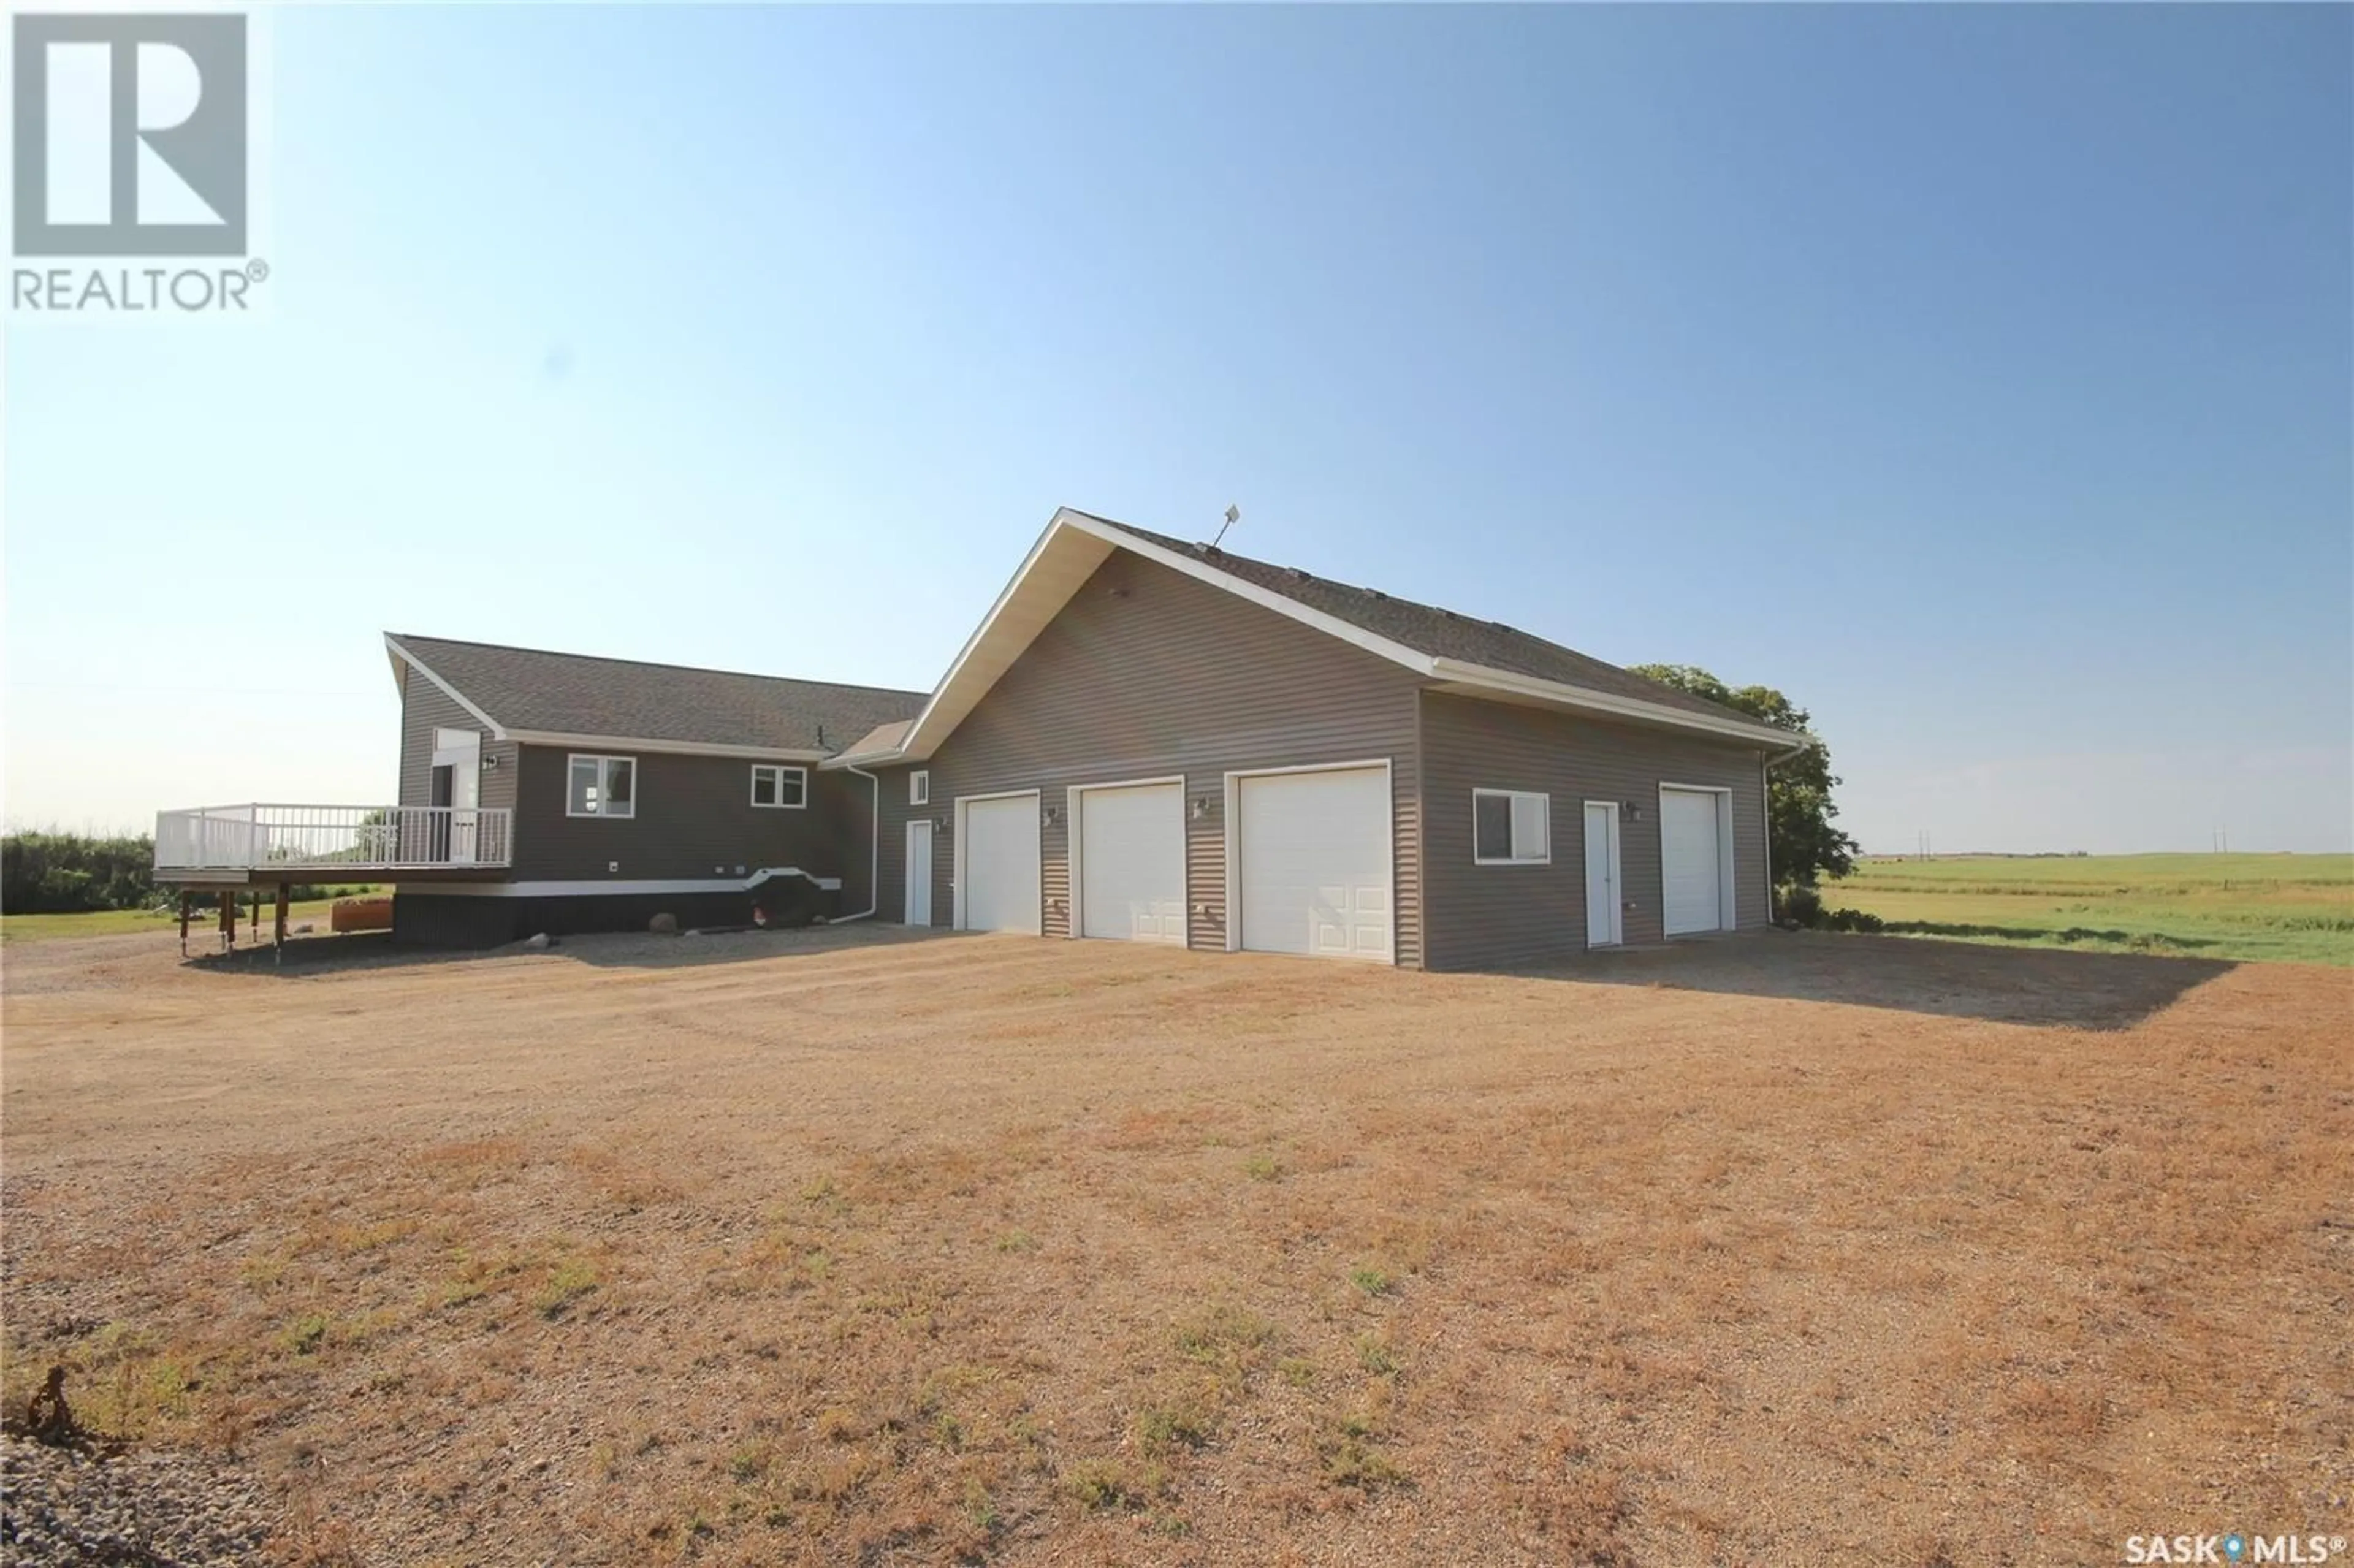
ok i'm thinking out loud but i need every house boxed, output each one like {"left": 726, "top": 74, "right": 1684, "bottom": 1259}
{"left": 156, "top": 508, "right": 1806, "bottom": 967}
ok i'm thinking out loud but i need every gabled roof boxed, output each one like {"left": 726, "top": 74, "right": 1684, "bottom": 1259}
{"left": 1081, "top": 515, "right": 1754, "bottom": 728}
{"left": 826, "top": 507, "right": 1805, "bottom": 766}
{"left": 386, "top": 633, "right": 926, "bottom": 760}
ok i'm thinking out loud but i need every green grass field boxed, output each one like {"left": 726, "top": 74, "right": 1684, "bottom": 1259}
{"left": 1, "top": 892, "right": 381, "bottom": 945}
{"left": 1821, "top": 853, "right": 2354, "bottom": 966}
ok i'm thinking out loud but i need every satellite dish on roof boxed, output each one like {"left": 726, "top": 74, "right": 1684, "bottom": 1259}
{"left": 1211, "top": 504, "right": 1241, "bottom": 551}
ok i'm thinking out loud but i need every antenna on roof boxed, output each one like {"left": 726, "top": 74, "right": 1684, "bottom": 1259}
{"left": 1209, "top": 504, "right": 1241, "bottom": 552}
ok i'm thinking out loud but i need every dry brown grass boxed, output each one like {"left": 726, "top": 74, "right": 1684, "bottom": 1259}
{"left": 3, "top": 924, "right": 2350, "bottom": 1565}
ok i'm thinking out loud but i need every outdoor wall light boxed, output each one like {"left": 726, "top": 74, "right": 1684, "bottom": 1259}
{"left": 1191, "top": 796, "right": 1213, "bottom": 820}
{"left": 1042, "top": 805, "right": 1061, "bottom": 826}
{"left": 1623, "top": 802, "right": 1644, "bottom": 821}
{"left": 481, "top": 754, "right": 499, "bottom": 770}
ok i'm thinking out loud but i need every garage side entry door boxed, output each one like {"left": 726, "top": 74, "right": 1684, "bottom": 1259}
{"left": 1660, "top": 785, "right": 1728, "bottom": 936}
{"left": 1076, "top": 782, "right": 1186, "bottom": 944}
{"left": 1234, "top": 765, "right": 1393, "bottom": 962}
{"left": 959, "top": 794, "right": 1042, "bottom": 935}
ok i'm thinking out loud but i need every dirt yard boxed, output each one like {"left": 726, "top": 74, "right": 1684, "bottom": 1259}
{"left": 2, "top": 924, "right": 2348, "bottom": 1566}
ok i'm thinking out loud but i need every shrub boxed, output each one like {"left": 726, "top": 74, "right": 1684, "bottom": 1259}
{"left": 1823, "top": 907, "right": 1884, "bottom": 934}
{"left": 1775, "top": 881, "right": 1824, "bottom": 927}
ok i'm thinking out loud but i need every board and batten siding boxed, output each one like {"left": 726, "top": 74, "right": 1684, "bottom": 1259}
{"left": 866, "top": 552, "right": 1427, "bottom": 966}
{"left": 1418, "top": 690, "right": 1770, "bottom": 969}
{"left": 509, "top": 745, "right": 859, "bottom": 890}
{"left": 397, "top": 672, "right": 517, "bottom": 820}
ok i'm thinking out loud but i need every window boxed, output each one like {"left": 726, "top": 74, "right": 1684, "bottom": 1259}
{"left": 1473, "top": 788, "right": 1550, "bottom": 864}
{"left": 910, "top": 770, "right": 930, "bottom": 806}
{"left": 567, "top": 754, "right": 636, "bottom": 818}
{"left": 750, "top": 764, "right": 808, "bottom": 809}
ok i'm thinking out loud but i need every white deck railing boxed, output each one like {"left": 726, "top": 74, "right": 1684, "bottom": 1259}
{"left": 153, "top": 804, "right": 513, "bottom": 873}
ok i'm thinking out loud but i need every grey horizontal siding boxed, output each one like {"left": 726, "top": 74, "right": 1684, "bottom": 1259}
{"left": 867, "top": 552, "right": 1427, "bottom": 967}
{"left": 398, "top": 672, "right": 518, "bottom": 820}
{"left": 1419, "top": 690, "right": 1770, "bottom": 970}
{"left": 510, "top": 747, "right": 856, "bottom": 887}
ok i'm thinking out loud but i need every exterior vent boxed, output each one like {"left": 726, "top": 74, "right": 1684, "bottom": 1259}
{"left": 1289, "top": 567, "right": 1311, "bottom": 582}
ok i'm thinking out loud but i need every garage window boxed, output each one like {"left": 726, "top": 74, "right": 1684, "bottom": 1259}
{"left": 910, "top": 770, "right": 930, "bottom": 806}
{"left": 1473, "top": 789, "right": 1549, "bottom": 865}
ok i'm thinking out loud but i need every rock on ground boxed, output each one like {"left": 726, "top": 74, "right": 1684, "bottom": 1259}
{"left": 1, "top": 1434, "right": 281, "bottom": 1566}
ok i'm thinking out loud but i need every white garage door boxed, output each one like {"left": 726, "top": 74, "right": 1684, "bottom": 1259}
{"left": 960, "top": 794, "right": 1041, "bottom": 934}
{"left": 1078, "top": 782, "right": 1186, "bottom": 944}
{"left": 1661, "top": 786, "right": 1727, "bottom": 936}
{"left": 1235, "top": 766, "right": 1392, "bottom": 962}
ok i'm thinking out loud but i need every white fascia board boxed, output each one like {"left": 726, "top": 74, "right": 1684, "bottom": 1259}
{"left": 1056, "top": 510, "right": 1439, "bottom": 679}
{"left": 504, "top": 731, "right": 829, "bottom": 763}
{"left": 1427, "top": 657, "right": 1803, "bottom": 750}
{"left": 406, "top": 869, "right": 843, "bottom": 897}
{"left": 893, "top": 511, "right": 1115, "bottom": 760}
{"left": 818, "top": 749, "right": 906, "bottom": 771}
{"left": 383, "top": 634, "right": 509, "bottom": 739}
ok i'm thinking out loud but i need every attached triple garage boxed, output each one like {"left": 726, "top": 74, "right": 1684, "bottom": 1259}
{"left": 844, "top": 508, "right": 1789, "bottom": 970}
{"left": 948, "top": 763, "right": 1397, "bottom": 964}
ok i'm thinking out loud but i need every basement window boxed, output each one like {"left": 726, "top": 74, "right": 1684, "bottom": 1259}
{"left": 910, "top": 770, "right": 930, "bottom": 807}
{"left": 1473, "top": 789, "right": 1550, "bottom": 865}
{"left": 567, "top": 754, "right": 636, "bottom": 819}
{"left": 750, "top": 764, "right": 807, "bottom": 809}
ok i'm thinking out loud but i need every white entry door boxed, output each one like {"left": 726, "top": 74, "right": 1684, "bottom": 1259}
{"left": 1076, "top": 781, "right": 1186, "bottom": 943}
{"left": 1583, "top": 800, "right": 1623, "bottom": 948}
{"left": 905, "top": 820, "right": 934, "bottom": 926}
{"left": 430, "top": 727, "right": 481, "bottom": 864}
{"left": 959, "top": 794, "right": 1042, "bottom": 934}
{"left": 1234, "top": 765, "right": 1392, "bottom": 962}
{"left": 1661, "top": 786, "right": 1729, "bottom": 936}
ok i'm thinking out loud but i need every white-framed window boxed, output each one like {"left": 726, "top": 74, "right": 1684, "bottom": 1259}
{"left": 567, "top": 754, "right": 637, "bottom": 819}
{"left": 1472, "top": 788, "right": 1550, "bottom": 865}
{"left": 910, "top": 769, "right": 930, "bottom": 806}
{"left": 750, "top": 764, "right": 808, "bottom": 809}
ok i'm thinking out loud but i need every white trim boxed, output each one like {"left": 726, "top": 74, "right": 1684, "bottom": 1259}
{"left": 749, "top": 763, "right": 809, "bottom": 810}
{"left": 1583, "top": 799, "right": 1625, "bottom": 948}
{"left": 950, "top": 788, "right": 1042, "bottom": 935}
{"left": 565, "top": 753, "right": 638, "bottom": 820}
{"left": 1658, "top": 782, "right": 1739, "bottom": 935}
{"left": 513, "top": 730, "right": 826, "bottom": 763}
{"left": 836, "top": 764, "right": 880, "bottom": 923}
{"left": 1064, "top": 774, "right": 1189, "bottom": 945}
{"left": 1057, "top": 512, "right": 1438, "bottom": 677}
{"left": 1470, "top": 787, "right": 1552, "bottom": 866}
{"left": 384, "top": 635, "right": 509, "bottom": 738}
{"left": 1427, "top": 659, "right": 1798, "bottom": 750}
{"left": 910, "top": 769, "right": 930, "bottom": 806}
{"left": 904, "top": 818, "right": 935, "bottom": 926}
{"left": 1221, "top": 758, "right": 1396, "bottom": 964}
{"left": 404, "top": 869, "right": 842, "bottom": 898}
{"left": 895, "top": 517, "right": 1114, "bottom": 759}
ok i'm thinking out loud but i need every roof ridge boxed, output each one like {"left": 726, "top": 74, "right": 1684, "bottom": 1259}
{"left": 1068, "top": 511, "right": 1766, "bottom": 731}
{"left": 388, "top": 632, "right": 929, "bottom": 699}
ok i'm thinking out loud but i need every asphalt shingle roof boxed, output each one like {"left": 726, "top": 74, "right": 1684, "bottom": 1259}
{"left": 390, "top": 634, "right": 927, "bottom": 755}
{"left": 1076, "top": 514, "right": 1757, "bottom": 728}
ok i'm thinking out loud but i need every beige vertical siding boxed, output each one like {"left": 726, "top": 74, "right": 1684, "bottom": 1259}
{"left": 1418, "top": 691, "right": 1771, "bottom": 970}
{"left": 865, "top": 553, "right": 1427, "bottom": 967}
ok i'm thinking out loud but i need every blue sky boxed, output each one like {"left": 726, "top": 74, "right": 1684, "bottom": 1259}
{"left": 7, "top": 3, "right": 2350, "bottom": 853}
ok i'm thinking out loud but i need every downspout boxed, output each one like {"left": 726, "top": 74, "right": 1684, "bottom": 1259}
{"left": 829, "top": 764, "right": 882, "bottom": 923}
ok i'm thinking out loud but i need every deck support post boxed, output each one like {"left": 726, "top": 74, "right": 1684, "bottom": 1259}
{"left": 178, "top": 889, "right": 191, "bottom": 956}
{"left": 275, "top": 883, "right": 290, "bottom": 961}
{"left": 217, "top": 891, "right": 234, "bottom": 951}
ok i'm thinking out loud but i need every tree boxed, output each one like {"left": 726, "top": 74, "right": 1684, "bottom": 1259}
{"left": 1628, "top": 664, "right": 1859, "bottom": 887}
